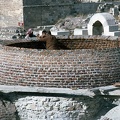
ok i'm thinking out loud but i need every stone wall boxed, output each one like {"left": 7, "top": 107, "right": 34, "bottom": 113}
{"left": 1, "top": 0, "right": 120, "bottom": 28}
{"left": 0, "top": 0, "right": 23, "bottom": 27}
{"left": 23, "top": 1, "right": 120, "bottom": 28}
{"left": 0, "top": 0, "right": 100, "bottom": 28}
{"left": 15, "top": 96, "right": 106, "bottom": 120}
{"left": 23, "top": 1, "right": 99, "bottom": 28}
{"left": 0, "top": 36, "right": 120, "bottom": 89}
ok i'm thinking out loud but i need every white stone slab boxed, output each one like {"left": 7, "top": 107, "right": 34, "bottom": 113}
{"left": 43, "top": 25, "right": 55, "bottom": 30}
{"left": 0, "top": 85, "right": 94, "bottom": 97}
{"left": 51, "top": 30, "right": 70, "bottom": 36}
{"left": 38, "top": 30, "right": 70, "bottom": 36}
{"left": 37, "top": 25, "right": 54, "bottom": 30}
{"left": 104, "top": 31, "right": 120, "bottom": 37}
{"left": 74, "top": 28, "right": 88, "bottom": 35}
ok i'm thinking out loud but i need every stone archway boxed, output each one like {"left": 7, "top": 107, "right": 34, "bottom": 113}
{"left": 88, "top": 13, "right": 120, "bottom": 36}
{"left": 93, "top": 21, "right": 103, "bottom": 35}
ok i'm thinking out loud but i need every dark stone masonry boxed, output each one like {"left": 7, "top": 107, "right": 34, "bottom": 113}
{"left": 0, "top": 0, "right": 100, "bottom": 28}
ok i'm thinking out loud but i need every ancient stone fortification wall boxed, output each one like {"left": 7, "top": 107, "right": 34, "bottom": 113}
{"left": 23, "top": 1, "right": 120, "bottom": 28}
{"left": 0, "top": 36, "right": 120, "bottom": 88}
{"left": 1, "top": 0, "right": 120, "bottom": 28}
{"left": 23, "top": 0, "right": 100, "bottom": 28}
{"left": 0, "top": 0, "right": 23, "bottom": 27}
{"left": 0, "top": 0, "right": 100, "bottom": 28}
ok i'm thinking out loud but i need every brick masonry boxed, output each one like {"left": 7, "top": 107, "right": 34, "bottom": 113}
{"left": 0, "top": 36, "right": 120, "bottom": 89}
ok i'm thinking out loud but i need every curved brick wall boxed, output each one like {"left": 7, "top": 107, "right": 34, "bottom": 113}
{"left": 0, "top": 36, "right": 120, "bottom": 88}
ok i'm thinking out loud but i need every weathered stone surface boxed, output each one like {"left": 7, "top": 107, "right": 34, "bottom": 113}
{"left": 0, "top": 0, "right": 23, "bottom": 27}
{"left": 0, "top": 100, "right": 17, "bottom": 120}
{"left": 0, "top": 0, "right": 101, "bottom": 28}
{"left": 0, "top": 91, "right": 119, "bottom": 120}
{"left": 15, "top": 96, "right": 107, "bottom": 120}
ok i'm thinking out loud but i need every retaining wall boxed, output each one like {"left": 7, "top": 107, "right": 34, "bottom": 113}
{"left": 0, "top": 0, "right": 100, "bottom": 28}
{"left": 0, "top": 36, "right": 120, "bottom": 89}
{"left": 0, "top": 93, "right": 109, "bottom": 120}
{"left": 23, "top": 1, "right": 100, "bottom": 28}
{"left": 15, "top": 96, "right": 105, "bottom": 120}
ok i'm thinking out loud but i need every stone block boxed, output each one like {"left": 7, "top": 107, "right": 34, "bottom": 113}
{"left": 104, "top": 31, "right": 120, "bottom": 37}
{"left": 51, "top": 30, "right": 70, "bottom": 36}
{"left": 104, "top": 25, "right": 118, "bottom": 32}
{"left": 37, "top": 25, "right": 54, "bottom": 31}
{"left": 43, "top": 25, "right": 55, "bottom": 31}
{"left": 38, "top": 30, "right": 70, "bottom": 36}
{"left": 74, "top": 28, "right": 88, "bottom": 35}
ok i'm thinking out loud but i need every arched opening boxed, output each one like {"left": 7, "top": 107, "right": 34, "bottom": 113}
{"left": 93, "top": 21, "right": 104, "bottom": 35}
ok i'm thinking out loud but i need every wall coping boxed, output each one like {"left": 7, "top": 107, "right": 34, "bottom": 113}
{"left": 0, "top": 85, "right": 94, "bottom": 97}
{"left": 0, "top": 85, "right": 120, "bottom": 97}
{"left": 0, "top": 35, "right": 119, "bottom": 46}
